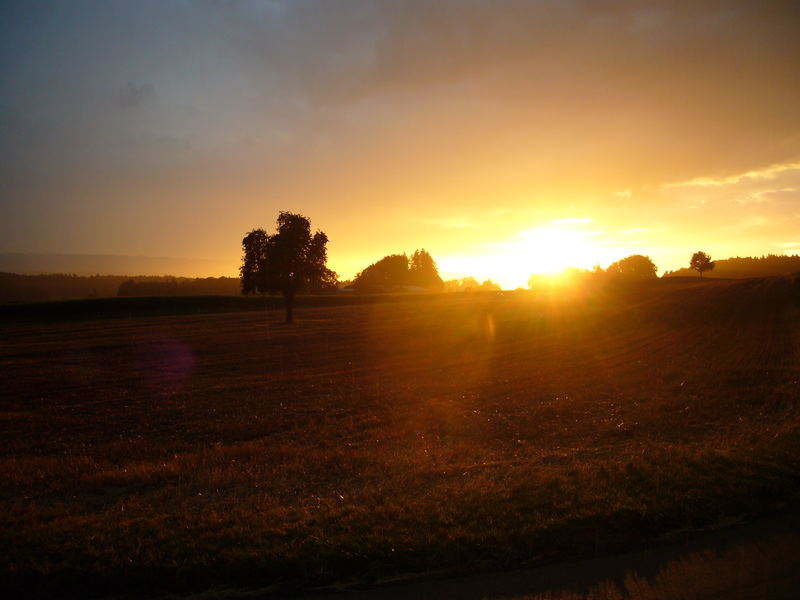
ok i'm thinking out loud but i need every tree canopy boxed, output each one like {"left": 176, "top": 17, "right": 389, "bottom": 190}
{"left": 606, "top": 254, "right": 658, "bottom": 280}
{"left": 690, "top": 251, "right": 715, "bottom": 279}
{"left": 353, "top": 249, "right": 443, "bottom": 292}
{"left": 240, "top": 212, "right": 336, "bottom": 323}
{"left": 408, "top": 249, "right": 445, "bottom": 290}
{"left": 352, "top": 254, "right": 410, "bottom": 291}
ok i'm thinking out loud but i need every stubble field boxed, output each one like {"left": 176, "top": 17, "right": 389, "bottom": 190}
{"left": 2, "top": 278, "right": 799, "bottom": 597}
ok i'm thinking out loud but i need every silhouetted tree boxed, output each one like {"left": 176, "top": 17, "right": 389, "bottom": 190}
{"left": 447, "top": 276, "right": 480, "bottom": 291}
{"left": 353, "top": 249, "right": 444, "bottom": 292}
{"left": 444, "top": 277, "right": 501, "bottom": 292}
{"left": 690, "top": 251, "right": 715, "bottom": 279}
{"left": 240, "top": 212, "right": 335, "bottom": 323}
{"left": 408, "top": 249, "right": 444, "bottom": 290}
{"left": 606, "top": 255, "right": 658, "bottom": 280}
{"left": 353, "top": 254, "right": 409, "bottom": 291}
{"left": 240, "top": 228, "right": 270, "bottom": 295}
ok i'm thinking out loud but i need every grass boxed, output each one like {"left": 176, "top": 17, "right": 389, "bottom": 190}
{"left": 511, "top": 526, "right": 800, "bottom": 599}
{"left": 1, "top": 277, "right": 799, "bottom": 597}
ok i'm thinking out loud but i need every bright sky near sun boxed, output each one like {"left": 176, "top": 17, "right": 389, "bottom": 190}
{"left": 2, "top": 1, "right": 799, "bottom": 288}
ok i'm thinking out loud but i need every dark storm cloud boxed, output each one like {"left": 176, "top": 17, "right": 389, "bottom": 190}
{"left": 3, "top": 0, "right": 798, "bottom": 169}
{"left": 185, "top": 0, "right": 800, "bottom": 185}
{"left": 208, "top": 1, "right": 799, "bottom": 106}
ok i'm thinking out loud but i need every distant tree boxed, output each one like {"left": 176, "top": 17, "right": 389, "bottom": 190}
{"left": 353, "top": 249, "right": 444, "bottom": 292}
{"left": 444, "top": 277, "right": 501, "bottom": 292}
{"left": 477, "top": 279, "right": 501, "bottom": 291}
{"left": 445, "top": 277, "right": 477, "bottom": 291}
{"left": 408, "top": 249, "right": 444, "bottom": 291}
{"left": 353, "top": 254, "right": 409, "bottom": 291}
{"left": 240, "top": 212, "right": 336, "bottom": 323}
{"left": 690, "top": 251, "right": 715, "bottom": 279}
{"left": 606, "top": 255, "right": 658, "bottom": 280}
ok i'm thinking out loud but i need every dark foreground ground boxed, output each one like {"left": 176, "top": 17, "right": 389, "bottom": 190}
{"left": 1, "top": 278, "right": 799, "bottom": 597}
{"left": 292, "top": 510, "right": 800, "bottom": 600}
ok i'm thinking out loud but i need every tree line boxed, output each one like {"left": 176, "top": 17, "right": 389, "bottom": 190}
{"left": 443, "top": 277, "right": 501, "bottom": 292}
{"left": 117, "top": 277, "right": 240, "bottom": 297}
{"left": 527, "top": 251, "right": 715, "bottom": 288}
{"left": 239, "top": 212, "right": 778, "bottom": 321}
{"left": 240, "top": 212, "right": 454, "bottom": 322}
{"left": 665, "top": 253, "right": 800, "bottom": 279}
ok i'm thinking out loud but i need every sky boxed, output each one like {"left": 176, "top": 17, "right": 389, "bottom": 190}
{"left": 1, "top": 0, "right": 799, "bottom": 289}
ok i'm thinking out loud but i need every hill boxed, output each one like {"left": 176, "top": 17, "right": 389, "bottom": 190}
{"left": 664, "top": 254, "right": 800, "bottom": 279}
{"left": 0, "top": 272, "right": 240, "bottom": 303}
{"left": 0, "top": 252, "right": 235, "bottom": 278}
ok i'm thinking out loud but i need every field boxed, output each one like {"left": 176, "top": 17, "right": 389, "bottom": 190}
{"left": 2, "top": 278, "right": 800, "bottom": 597}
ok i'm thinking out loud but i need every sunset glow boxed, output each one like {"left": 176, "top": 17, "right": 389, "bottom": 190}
{"left": 437, "top": 220, "right": 635, "bottom": 289}
{"left": 1, "top": 1, "right": 798, "bottom": 286}
{"left": 517, "top": 225, "right": 598, "bottom": 274}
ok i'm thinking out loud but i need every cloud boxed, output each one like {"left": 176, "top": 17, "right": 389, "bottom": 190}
{"left": 655, "top": 164, "right": 800, "bottom": 233}
{"left": 4, "top": 1, "right": 800, "bottom": 184}
{"left": 737, "top": 188, "right": 800, "bottom": 206}
{"left": 664, "top": 162, "right": 800, "bottom": 189}
{"left": 2, "top": 0, "right": 800, "bottom": 272}
{"left": 112, "top": 83, "right": 154, "bottom": 109}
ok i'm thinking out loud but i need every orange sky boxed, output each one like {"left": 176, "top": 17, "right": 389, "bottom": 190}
{"left": 2, "top": 1, "right": 799, "bottom": 288}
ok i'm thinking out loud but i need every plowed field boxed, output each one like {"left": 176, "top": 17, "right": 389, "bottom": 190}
{"left": 2, "top": 278, "right": 799, "bottom": 596}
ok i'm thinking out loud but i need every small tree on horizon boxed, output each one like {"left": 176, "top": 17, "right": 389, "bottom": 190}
{"left": 690, "top": 251, "right": 715, "bottom": 279}
{"left": 240, "top": 212, "right": 336, "bottom": 323}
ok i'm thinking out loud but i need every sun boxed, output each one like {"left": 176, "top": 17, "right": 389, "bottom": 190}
{"left": 483, "top": 224, "right": 603, "bottom": 289}
{"left": 437, "top": 221, "right": 606, "bottom": 290}
{"left": 517, "top": 226, "right": 598, "bottom": 275}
